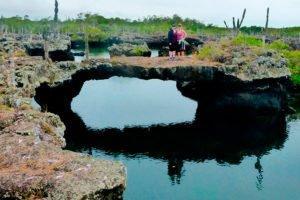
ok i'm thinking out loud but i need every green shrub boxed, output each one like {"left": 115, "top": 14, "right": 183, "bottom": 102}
{"left": 132, "top": 44, "right": 150, "bottom": 56}
{"left": 283, "top": 50, "right": 300, "bottom": 85}
{"left": 292, "top": 74, "right": 300, "bottom": 85}
{"left": 232, "top": 34, "right": 263, "bottom": 47}
{"left": 197, "top": 42, "right": 225, "bottom": 62}
{"left": 85, "top": 26, "right": 108, "bottom": 42}
{"left": 70, "top": 34, "right": 82, "bottom": 41}
{"left": 132, "top": 46, "right": 145, "bottom": 56}
{"left": 268, "top": 40, "right": 290, "bottom": 51}
{"left": 283, "top": 50, "right": 300, "bottom": 68}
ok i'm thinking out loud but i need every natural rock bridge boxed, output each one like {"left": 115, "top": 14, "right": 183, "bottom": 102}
{"left": 36, "top": 56, "right": 290, "bottom": 117}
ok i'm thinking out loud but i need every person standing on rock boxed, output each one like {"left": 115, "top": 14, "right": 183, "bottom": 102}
{"left": 168, "top": 25, "right": 177, "bottom": 60}
{"left": 176, "top": 24, "right": 187, "bottom": 56}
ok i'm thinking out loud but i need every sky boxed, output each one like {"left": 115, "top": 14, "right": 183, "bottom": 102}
{"left": 0, "top": 0, "right": 299, "bottom": 27}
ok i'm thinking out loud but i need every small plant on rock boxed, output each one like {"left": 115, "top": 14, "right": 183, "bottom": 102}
{"left": 197, "top": 42, "right": 226, "bottom": 62}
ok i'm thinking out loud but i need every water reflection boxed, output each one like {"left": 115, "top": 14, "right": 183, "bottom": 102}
{"left": 72, "top": 47, "right": 159, "bottom": 62}
{"left": 36, "top": 100, "right": 288, "bottom": 185}
{"left": 255, "top": 157, "right": 264, "bottom": 191}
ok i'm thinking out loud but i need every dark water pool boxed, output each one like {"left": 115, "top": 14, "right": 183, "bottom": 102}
{"left": 40, "top": 77, "right": 300, "bottom": 200}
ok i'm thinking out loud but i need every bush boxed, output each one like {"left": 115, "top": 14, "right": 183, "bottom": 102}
{"left": 197, "top": 42, "right": 226, "bottom": 62}
{"left": 292, "top": 74, "right": 300, "bottom": 85}
{"left": 268, "top": 40, "right": 290, "bottom": 51}
{"left": 85, "top": 26, "right": 108, "bottom": 42}
{"left": 282, "top": 50, "right": 300, "bottom": 85}
{"left": 283, "top": 50, "right": 300, "bottom": 68}
{"left": 232, "top": 34, "right": 263, "bottom": 47}
{"left": 132, "top": 44, "right": 150, "bottom": 56}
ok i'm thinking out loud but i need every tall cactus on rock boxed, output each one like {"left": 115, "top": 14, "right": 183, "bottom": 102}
{"left": 265, "top": 7, "right": 270, "bottom": 35}
{"left": 54, "top": 0, "right": 58, "bottom": 22}
{"left": 224, "top": 8, "right": 247, "bottom": 36}
{"left": 262, "top": 7, "right": 270, "bottom": 45}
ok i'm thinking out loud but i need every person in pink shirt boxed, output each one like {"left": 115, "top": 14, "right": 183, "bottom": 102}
{"left": 175, "top": 24, "right": 187, "bottom": 56}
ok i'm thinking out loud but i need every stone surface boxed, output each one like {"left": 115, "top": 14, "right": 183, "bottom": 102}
{"left": 0, "top": 42, "right": 126, "bottom": 199}
{"left": 0, "top": 34, "right": 75, "bottom": 62}
{"left": 285, "top": 38, "right": 300, "bottom": 50}
{"left": 24, "top": 34, "right": 75, "bottom": 62}
{"left": 108, "top": 43, "right": 151, "bottom": 57}
{"left": 0, "top": 133, "right": 125, "bottom": 200}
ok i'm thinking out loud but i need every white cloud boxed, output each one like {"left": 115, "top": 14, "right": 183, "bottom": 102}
{"left": 0, "top": 0, "right": 299, "bottom": 27}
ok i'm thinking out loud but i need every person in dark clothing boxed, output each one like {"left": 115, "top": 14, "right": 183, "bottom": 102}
{"left": 168, "top": 25, "right": 177, "bottom": 60}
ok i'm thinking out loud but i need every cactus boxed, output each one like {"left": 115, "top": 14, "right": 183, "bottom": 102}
{"left": 223, "top": 21, "right": 229, "bottom": 29}
{"left": 265, "top": 7, "right": 270, "bottom": 34}
{"left": 54, "top": 0, "right": 58, "bottom": 22}
{"left": 262, "top": 7, "right": 270, "bottom": 45}
{"left": 224, "top": 8, "right": 247, "bottom": 36}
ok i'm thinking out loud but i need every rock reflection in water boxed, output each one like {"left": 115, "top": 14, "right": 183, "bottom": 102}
{"left": 34, "top": 76, "right": 295, "bottom": 199}
{"left": 37, "top": 105, "right": 287, "bottom": 186}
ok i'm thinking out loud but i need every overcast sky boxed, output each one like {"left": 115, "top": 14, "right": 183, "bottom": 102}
{"left": 0, "top": 0, "right": 299, "bottom": 27}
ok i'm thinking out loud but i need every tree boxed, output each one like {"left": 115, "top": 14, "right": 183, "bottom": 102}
{"left": 54, "top": 0, "right": 58, "bottom": 22}
{"left": 24, "top": 15, "right": 29, "bottom": 20}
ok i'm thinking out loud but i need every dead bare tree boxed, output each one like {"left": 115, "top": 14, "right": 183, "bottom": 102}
{"left": 44, "top": 38, "right": 50, "bottom": 62}
{"left": 9, "top": 31, "right": 15, "bottom": 69}
{"left": 42, "top": 29, "right": 51, "bottom": 63}
{"left": 224, "top": 8, "right": 247, "bottom": 36}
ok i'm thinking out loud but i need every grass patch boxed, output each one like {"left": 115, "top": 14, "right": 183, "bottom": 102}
{"left": 0, "top": 103, "right": 13, "bottom": 111}
{"left": 40, "top": 121, "right": 54, "bottom": 135}
{"left": 232, "top": 34, "right": 263, "bottom": 47}
{"left": 197, "top": 35, "right": 265, "bottom": 63}
{"left": 268, "top": 40, "right": 290, "bottom": 51}
{"left": 283, "top": 50, "right": 300, "bottom": 68}
{"left": 14, "top": 50, "right": 27, "bottom": 57}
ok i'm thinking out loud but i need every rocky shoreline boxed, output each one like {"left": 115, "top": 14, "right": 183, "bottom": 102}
{"left": 0, "top": 56, "right": 126, "bottom": 198}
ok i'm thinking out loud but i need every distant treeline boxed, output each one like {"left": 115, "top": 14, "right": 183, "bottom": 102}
{"left": 0, "top": 14, "right": 299, "bottom": 42}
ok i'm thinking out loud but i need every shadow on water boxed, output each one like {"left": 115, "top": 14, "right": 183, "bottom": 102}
{"left": 34, "top": 77, "right": 289, "bottom": 186}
